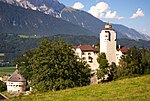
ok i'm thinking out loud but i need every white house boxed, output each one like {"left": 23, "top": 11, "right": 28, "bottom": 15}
{"left": 6, "top": 65, "right": 26, "bottom": 93}
{"left": 73, "top": 45, "right": 99, "bottom": 70}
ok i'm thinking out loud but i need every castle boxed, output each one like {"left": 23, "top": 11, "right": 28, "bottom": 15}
{"left": 73, "top": 23, "right": 128, "bottom": 70}
{"left": 6, "top": 23, "right": 128, "bottom": 92}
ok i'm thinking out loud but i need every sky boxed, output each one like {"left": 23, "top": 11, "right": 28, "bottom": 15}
{"left": 59, "top": 0, "right": 150, "bottom": 36}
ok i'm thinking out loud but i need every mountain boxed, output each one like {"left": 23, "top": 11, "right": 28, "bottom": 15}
{"left": 0, "top": 1, "right": 95, "bottom": 36}
{"left": 0, "top": 0, "right": 150, "bottom": 40}
{"left": 60, "top": 7, "right": 150, "bottom": 40}
{"left": 0, "top": 0, "right": 65, "bottom": 17}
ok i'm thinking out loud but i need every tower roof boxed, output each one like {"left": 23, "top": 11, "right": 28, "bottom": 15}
{"left": 7, "top": 65, "right": 26, "bottom": 82}
{"left": 105, "top": 23, "right": 112, "bottom": 30}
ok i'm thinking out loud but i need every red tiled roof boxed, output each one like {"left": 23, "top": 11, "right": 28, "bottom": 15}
{"left": 117, "top": 46, "right": 129, "bottom": 53}
{"left": 73, "top": 45, "right": 98, "bottom": 52}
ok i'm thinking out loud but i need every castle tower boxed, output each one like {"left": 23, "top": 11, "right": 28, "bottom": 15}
{"left": 100, "top": 23, "right": 117, "bottom": 64}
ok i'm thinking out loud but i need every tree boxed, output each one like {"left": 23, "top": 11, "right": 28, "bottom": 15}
{"left": 0, "top": 81, "right": 7, "bottom": 92}
{"left": 97, "top": 52, "right": 109, "bottom": 81}
{"left": 141, "top": 48, "right": 150, "bottom": 74}
{"left": 18, "top": 39, "right": 91, "bottom": 92}
{"left": 109, "top": 62, "right": 117, "bottom": 80}
{"left": 118, "top": 46, "right": 143, "bottom": 78}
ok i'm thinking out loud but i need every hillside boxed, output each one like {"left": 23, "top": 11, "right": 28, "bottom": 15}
{"left": 1, "top": 33, "right": 150, "bottom": 62}
{"left": 9, "top": 75, "right": 150, "bottom": 101}
{"left": 0, "top": 2, "right": 94, "bottom": 36}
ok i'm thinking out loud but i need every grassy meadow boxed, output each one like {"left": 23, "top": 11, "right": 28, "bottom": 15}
{"left": 9, "top": 74, "right": 150, "bottom": 101}
{"left": 0, "top": 67, "right": 16, "bottom": 76}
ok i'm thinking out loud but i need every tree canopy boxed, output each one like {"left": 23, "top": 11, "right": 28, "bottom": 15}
{"left": 0, "top": 80, "right": 6, "bottom": 92}
{"left": 18, "top": 39, "right": 91, "bottom": 92}
{"left": 97, "top": 52, "right": 109, "bottom": 81}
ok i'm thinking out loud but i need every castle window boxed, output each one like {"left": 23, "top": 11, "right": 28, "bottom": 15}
{"left": 82, "top": 57, "right": 86, "bottom": 60}
{"left": 88, "top": 53, "right": 91, "bottom": 55}
{"left": 82, "top": 52, "right": 85, "bottom": 55}
{"left": 108, "top": 32, "right": 111, "bottom": 41}
{"left": 88, "top": 56, "right": 93, "bottom": 63}
{"left": 105, "top": 31, "right": 111, "bottom": 41}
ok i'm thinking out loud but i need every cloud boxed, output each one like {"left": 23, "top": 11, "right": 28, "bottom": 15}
{"left": 72, "top": 2, "right": 84, "bottom": 10}
{"left": 95, "top": 2, "right": 109, "bottom": 12}
{"left": 130, "top": 8, "right": 144, "bottom": 19}
{"left": 88, "top": 2, "right": 123, "bottom": 20}
{"left": 105, "top": 10, "right": 124, "bottom": 20}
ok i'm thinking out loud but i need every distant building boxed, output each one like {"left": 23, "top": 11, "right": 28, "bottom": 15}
{"left": 6, "top": 65, "right": 26, "bottom": 93}
{"left": 73, "top": 45, "right": 99, "bottom": 70}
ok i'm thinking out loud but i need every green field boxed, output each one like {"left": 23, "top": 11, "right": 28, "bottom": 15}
{"left": 18, "top": 35, "right": 42, "bottom": 39}
{"left": 9, "top": 75, "right": 150, "bottom": 101}
{"left": 0, "top": 67, "right": 16, "bottom": 76}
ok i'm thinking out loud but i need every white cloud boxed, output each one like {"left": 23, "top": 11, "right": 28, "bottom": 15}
{"left": 105, "top": 10, "right": 124, "bottom": 20}
{"left": 95, "top": 2, "right": 109, "bottom": 12}
{"left": 72, "top": 2, "right": 84, "bottom": 10}
{"left": 130, "top": 8, "right": 144, "bottom": 19}
{"left": 88, "top": 2, "right": 123, "bottom": 20}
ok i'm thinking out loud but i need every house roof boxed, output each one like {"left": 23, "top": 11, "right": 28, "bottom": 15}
{"left": 117, "top": 46, "right": 129, "bottom": 53}
{"left": 73, "top": 45, "right": 99, "bottom": 52}
{"left": 7, "top": 65, "right": 26, "bottom": 82}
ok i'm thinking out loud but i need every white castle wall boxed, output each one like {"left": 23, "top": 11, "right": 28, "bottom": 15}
{"left": 75, "top": 48, "right": 99, "bottom": 70}
{"left": 7, "top": 81, "right": 26, "bottom": 92}
{"left": 100, "top": 29, "right": 117, "bottom": 64}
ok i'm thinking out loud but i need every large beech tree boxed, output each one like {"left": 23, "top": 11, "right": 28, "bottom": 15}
{"left": 18, "top": 39, "right": 91, "bottom": 92}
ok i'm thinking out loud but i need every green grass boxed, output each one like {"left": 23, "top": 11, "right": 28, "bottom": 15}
{"left": 9, "top": 75, "right": 150, "bottom": 101}
{"left": 0, "top": 67, "right": 16, "bottom": 76}
{"left": 18, "top": 35, "right": 42, "bottom": 39}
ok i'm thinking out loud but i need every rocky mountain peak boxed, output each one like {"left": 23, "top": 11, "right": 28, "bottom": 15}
{"left": 0, "top": 0, "right": 65, "bottom": 16}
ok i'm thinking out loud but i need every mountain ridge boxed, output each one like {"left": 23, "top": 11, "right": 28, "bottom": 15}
{"left": 0, "top": 1, "right": 95, "bottom": 36}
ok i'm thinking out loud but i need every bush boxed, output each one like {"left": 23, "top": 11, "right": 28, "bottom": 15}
{"left": 0, "top": 80, "right": 7, "bottom": 92}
